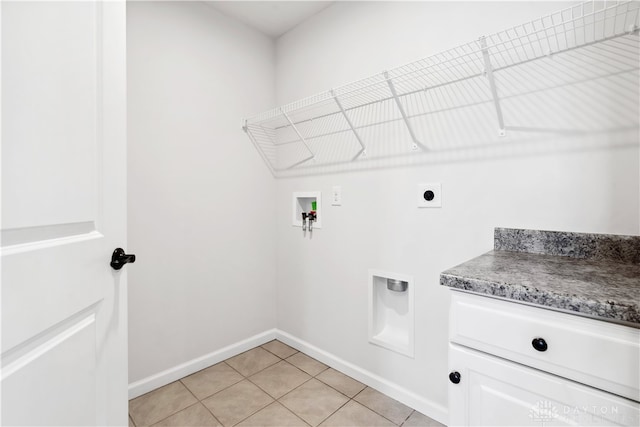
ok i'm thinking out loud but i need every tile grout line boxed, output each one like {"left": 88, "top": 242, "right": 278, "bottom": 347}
{"left": 179, "top": 381, "right": 226, "bottom": 426}
{"left": 245, "top": 362, "right": 312, "bottom": 401}
{"left": 254, "top": 356, "right": 347, "bottom": 403}
{"left": 399, "top": 409, "right": 417, "bottom": 427}
{"left": 212, "top": 347, "right": 283, "bottom": 427}
{"left": 195, "top": 360, "right": 272, "bottom": 427}
{"left": 284, "top": 356, "right": 331, "bottom": 378}
{"left": 130, "top": 366, "right": 235, "bottom": 424}
{"left": 182, "top": 349, "right": 285, "bottom": 427}
{"left": 180, "top": 378, "right": 200, "bottom": 401}
{"left": 226, "top": 349, "right": 282, "bottom": 378}
{"left": 274, "top": 363, "right": 345, "bottom": 426}
{"left": 237, "top": 344, "right": 326, "bottom": 425}
{"left": 313, "top": 396, "right": 354, "bottom": 426}
{"left": 219, "top": 360, "right": 250, "bottom": 380}
{"left": 182, "top": 378, "right": 227, "bottom": 427}
{"left": 352, "top": 388, "right": 394, "bottom": 425}
{"left": 271, "top": 373, "right": 315, "bottom": 400}
{"left": 144, "top": 401, "right": 204, "bottom": 427}
{"left": 275, "top": 366, "right": 362, "bottom": 427}
{"left": 226, "top": 398, "right": 275, "bottom": 427}
{"left": 313, "top": 370, "right": 366, "bottom": 400}
{"left": 129, "top": 381, "right": 199, "bottom": 427}
{"left": 260, "top": 341, "right": 300, "bottom": 360}
{"left": 275, "top": 401, "right": 313, "bottom": 427}
{"left": 352, "top": 388, "right": 412, "bottom": 426}
{"left": 187, "top": 361, "right": 246, "bottom": 402}
{"left": 199, "top": 403, "right": 224, "bottom": 427}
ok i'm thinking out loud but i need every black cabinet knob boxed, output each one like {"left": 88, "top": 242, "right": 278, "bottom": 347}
{"left": 449, "top": 371, "right": 461, "bottom": 384}
{"left": 532, "top": 337, "right": 548, "bottom": 352}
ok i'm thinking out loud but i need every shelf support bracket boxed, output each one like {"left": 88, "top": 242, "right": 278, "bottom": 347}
{"left": 384, "top": 71, "right": 427, "bottom": 151}
{"left": 331, "top": 90, "right": 366, "bottom": 161}
{"left": 480, "top": 37, "right": 506, "bottom": 137}
{"left": 281, "top": 108, "right": 315, "bottom": 169}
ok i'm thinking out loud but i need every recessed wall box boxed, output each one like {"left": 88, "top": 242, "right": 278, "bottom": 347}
{"left": 292, "top": 191, "right": 322, "bottom": 229}
{"left": 368, "top": 270, "right": 415, "bottom": 358}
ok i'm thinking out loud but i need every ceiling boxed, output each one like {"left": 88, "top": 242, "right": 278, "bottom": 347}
{"left": 205, "top": 1, "right": 334, "bottom": 38}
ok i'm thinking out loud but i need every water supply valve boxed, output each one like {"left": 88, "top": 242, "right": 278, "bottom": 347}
{"left": 301, "top": 212, "right": 308, "bottom": 231}
{"left": 308, "top": 211, "right": 317, "bottom": 231}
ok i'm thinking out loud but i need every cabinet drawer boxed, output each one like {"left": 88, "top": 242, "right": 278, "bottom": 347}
{"left": 450, "top": 291, "right": 640, "bottom": 401}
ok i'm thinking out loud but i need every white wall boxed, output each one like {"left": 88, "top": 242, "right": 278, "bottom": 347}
{"left": 127, "top": 1, "right": 277, "bottom": 385}
{"left": 125, "top": 0, "right": 639, "bottom": 419}
{"left": 274, "top": 1, "right": 639, "bottom": 421}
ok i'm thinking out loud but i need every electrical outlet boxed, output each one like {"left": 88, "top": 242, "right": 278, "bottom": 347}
{"left": 332, "top": 185, "right": 342, "bottom": 206}
{"left": 417, "top": 183, "right": 441, "bottom": 208}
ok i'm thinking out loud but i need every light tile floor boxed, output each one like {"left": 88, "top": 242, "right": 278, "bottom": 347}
{"left": 129, "top": 340, "right": 446, "bottom": 427}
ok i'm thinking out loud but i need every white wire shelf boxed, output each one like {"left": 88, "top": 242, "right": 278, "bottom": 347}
{"left": 243, "top": 1, "right": 640, "bottom": 177}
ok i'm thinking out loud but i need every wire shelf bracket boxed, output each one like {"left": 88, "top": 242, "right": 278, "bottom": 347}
{"left": 480, "top": 36, "right": 507, "bottom": 137}
{"left": 384, "top": 71, "right": 427, "bottom": 151}
{"left": 281, "top": 108, "right": 315, "bottom": 169}
{"left": 331, "top": 90, "right": 367, "bottom": 160}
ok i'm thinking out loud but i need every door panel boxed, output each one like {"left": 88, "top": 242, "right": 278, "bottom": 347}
{"left": 2, "top": 311, "right": 97, "bottom": 426}
{"left": 2, "top": 238, "right": 103, "bottom": 352}
{"left": 1, "top": 1, "right": 128, "bottom": 425}
{"left": 1, "top": 1, "right": 98, "bottom": 230}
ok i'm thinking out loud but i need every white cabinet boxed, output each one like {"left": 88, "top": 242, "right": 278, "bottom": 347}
{"left": 448, "top": 292, "right": 640, "bottom": 427}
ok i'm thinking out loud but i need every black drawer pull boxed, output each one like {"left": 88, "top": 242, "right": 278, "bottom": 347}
{"left": 449, "top": 371, "right": 461, "bottom": 384}
{"left": 532, "top": 337, "right": 548, "bottom": 352}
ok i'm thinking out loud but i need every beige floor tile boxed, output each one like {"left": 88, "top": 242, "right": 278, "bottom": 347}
{"left": 236, "top": 402, "right": 307, "bottom": 427}
{"left": 201, "top": 380, "right": 273, "bottom": 426}
{"left": 152, "top": 403, "right": 221, "bottom": 427}
{"left": 402, "top": 410, "right": 446, "bottom": 427}
{"left": 316, "top": 368, "right": 366, "bottom": 398}
{"left": 129, "top": 381, "right": 197, "bottom": 427}
{"left": 130, "top": 346, "right": 425, "bottom": 427}
{"left": 280, "top": 378, "right": 349, "bottom": 426}
{"left": 261, "top": 340, "right": 298, "bottom": 359}
{"left": 181, "top": 362, "right": 244, "bottom": 400}
{"left": 225, "top": 347, "right": 280, "bottom": 377}
{"left": 248, "top": 360, "right": 311, "bottom": 399}
{"left": 285, "top": 352, "right": 328, "bottom": 377}
{"left": 354, "top": 387, "right": 413, "bottom": 424}
{"left": 320, "top": 401, "right": 395, "bottom": 427}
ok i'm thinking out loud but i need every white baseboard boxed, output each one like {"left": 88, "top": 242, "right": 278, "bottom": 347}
{"left": 127, "top": 328, "right": 448, "bottom": 425}
{"left": 128, "top": 329, "right": 277, "bottom": 399}
{"left": 275, "top": 330, "right": 449, "bottom": 426}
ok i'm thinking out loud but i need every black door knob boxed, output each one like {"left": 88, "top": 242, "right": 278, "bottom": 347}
{"left": 449, "top": 371, "right": 461, "bottom": 384}
{"left": 532, "top": 337, "right": 548, "bottom": 352}
{"left": 110, "top": 248, "right": 136, "bottom": 270}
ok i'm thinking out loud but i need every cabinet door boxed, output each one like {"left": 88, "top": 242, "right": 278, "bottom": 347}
{"left": 449, "top": 344, "right": 640, "bottom": 426}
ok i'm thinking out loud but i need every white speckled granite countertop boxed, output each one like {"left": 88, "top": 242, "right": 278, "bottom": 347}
{"left": 440, "top": 228, "right": 640, "bottom": 326}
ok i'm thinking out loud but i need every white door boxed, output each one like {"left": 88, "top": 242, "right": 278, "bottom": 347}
{"left": 1, "top": 1, "right": 128, "bottom": 425}
{"left": 449, "top": 344, "right": 640, "bottom": 426}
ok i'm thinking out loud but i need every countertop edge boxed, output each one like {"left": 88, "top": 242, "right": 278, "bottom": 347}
{"left": 440, "top": 272, "right": 640, "bottom": 325}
